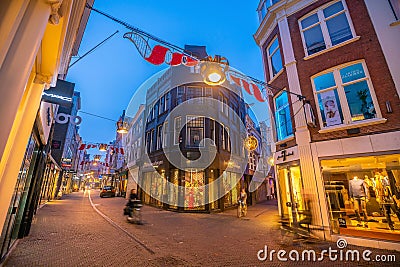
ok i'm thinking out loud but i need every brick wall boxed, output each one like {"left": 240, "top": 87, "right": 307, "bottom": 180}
{"left": 284, "top": 0, "right": 400, "bottom": 142}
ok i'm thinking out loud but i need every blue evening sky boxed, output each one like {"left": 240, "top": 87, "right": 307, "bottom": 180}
{"left": 67, "top": 0, "right": 268, "bottom": 145}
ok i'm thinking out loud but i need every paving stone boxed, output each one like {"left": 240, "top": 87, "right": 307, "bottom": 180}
{"left": 3, "top": 190, "right": 400, "bottom": 267}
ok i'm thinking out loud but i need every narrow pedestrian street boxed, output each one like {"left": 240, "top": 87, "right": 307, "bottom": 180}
{"left": 3, "top": 191, "right": 399, "bottom": 266}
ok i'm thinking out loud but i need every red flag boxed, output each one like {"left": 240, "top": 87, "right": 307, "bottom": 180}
{"left": 241, "top": 80, "right": 253, "bottom": 96}
{"left": 168, "top": 52, "right": 184, "bottom": 66}
{"left": 145, "top": 45, "right": 169, "bottom": 65}
{"left": 230, "top": 74, "right": 242, "bottom": 87}
{"left": 252, "top": 83, "right": 266, "bottom": 102}
{"left": 116, "top": 148, "right": 119, "bottom": 154}
{"left": 120, "top": 148, "right": 124, "bottom": 155}
{"left": 183, "top": 56, "right": 199, "bottom": 66}
{"left": 79, "top": 144, "right": 86, "bottom": 150}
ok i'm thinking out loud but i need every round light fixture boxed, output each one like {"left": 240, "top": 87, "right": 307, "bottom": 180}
{"left": 200, "top": 55, "right": 229, "bottom": 86}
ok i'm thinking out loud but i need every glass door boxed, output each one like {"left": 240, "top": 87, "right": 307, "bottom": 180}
{"left": 277, "top": 164, "right": 305, "bottom": 226}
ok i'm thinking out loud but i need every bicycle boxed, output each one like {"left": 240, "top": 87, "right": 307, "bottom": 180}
{"left": 237, "top": 200, "right": 247, "bottom": 218}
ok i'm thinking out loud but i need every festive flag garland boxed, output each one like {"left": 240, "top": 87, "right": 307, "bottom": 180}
{"left": 124, "top": 32, "right": 273, "bottom": 103}
{"left": 78, "top": 143, "right": 125, "bottom": 155}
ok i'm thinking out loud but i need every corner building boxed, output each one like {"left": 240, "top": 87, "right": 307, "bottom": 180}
{"left": 255, "top": 0, "right": 400, "bottom": 249}
{"left": 139, "top": 59, "right": 247, "bottom": 212}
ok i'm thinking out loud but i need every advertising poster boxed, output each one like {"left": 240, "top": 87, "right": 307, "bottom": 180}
{"left": 320, "top": 91, "right": 342, "bottom": 126}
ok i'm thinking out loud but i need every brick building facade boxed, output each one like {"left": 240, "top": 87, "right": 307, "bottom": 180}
{"left": 255, "top": 0, "right": 400, "bottom": 250}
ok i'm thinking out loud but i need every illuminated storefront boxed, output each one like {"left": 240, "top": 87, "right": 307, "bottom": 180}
{"left": 322, "top": 154, "right": 400, "bottom": 242}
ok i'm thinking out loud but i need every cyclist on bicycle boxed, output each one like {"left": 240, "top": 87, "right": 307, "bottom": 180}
{"left": 238, "top": 188, "right": 247, "bottom": 207}
{"left": 126, "top": 189, "right": 140, "bottom": 218}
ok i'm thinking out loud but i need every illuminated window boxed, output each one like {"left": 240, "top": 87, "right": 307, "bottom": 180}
{"left": 312, "top": 61, "right": 380, "bottom": 128}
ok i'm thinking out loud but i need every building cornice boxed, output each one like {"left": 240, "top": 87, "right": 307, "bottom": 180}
{"left": 253, "top": 0, "right": 318, "bottom": 47}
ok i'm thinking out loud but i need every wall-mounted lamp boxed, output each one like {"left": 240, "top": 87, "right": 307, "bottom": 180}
{"left": 386, "top": 100, "right": 393, "bottom": 113}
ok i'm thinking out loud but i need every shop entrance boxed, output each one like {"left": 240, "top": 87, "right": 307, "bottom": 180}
{"left": 277, "top": 163, "right": 306, "bottom": 227}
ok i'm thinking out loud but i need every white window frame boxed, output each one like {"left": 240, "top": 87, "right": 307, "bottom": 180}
{"left": 298, "top": 0, "right": 356, "bottom": 57}
{"left": 266, "top": 36, "right": 283, "bottom": 80}
{"left": 311, "top": 60, "right": 383, "bottom": 132}
{"left": 174, "top": 116, "right": 182, "bottom": 145}
{"left": 186, "top": 116, "right": 205, "bottom": 148}
{"left": 162, "top": 121, "right": 168, "bottom": 148}
{"left": 156, "top": 124, "right": 163, "bottom": 150}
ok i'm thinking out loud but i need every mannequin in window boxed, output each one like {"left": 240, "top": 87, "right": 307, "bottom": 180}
{"left": 349, "top": 176, "right": 369, "bottom": 227}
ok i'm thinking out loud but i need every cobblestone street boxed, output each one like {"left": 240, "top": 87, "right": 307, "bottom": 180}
{"left": 3, "top": 190, "right": 399, "bottom": 266}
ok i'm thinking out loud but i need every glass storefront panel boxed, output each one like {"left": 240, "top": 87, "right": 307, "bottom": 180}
{"left": 277, "top": 163, "right": 306, "bottom": 226}
{"left": 168, "top": 169, "right": 179, "bottom": 209}
{"left": 184, "top": 170, "right": 205, "bottom": 210}
{"left": 1, "top": 135, "right": 39, "bottom": 259}
{"left": 208, "top": 170, "right": 219, "bottom": 210}
{"left": 322, "top": 154, "right": 400, "bottom": 241}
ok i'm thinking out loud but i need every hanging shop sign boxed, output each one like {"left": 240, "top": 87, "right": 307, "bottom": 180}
{"left": 42, "top": 79, "right": 75, "bottom": 107}
{"left": 244, "top": 136, "right": 259, "bottom": 151}
{"left": 55, "top": 113, "right": 82, "bottom": 125}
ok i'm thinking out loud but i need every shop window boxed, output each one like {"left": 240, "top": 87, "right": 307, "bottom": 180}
{"left": 184, "top": 170, "right": 205, "bottom": 210}
{"left": 322, "top": 154, "right": 400, "bottom": 238}
{"left": 169, "top": 170, "right": 179, "bottom": 209}
{"left": 299, "top": 0, "right": 355, "bottom": 56}
{"left": 186, "top": 116, "right": 204, "bottom": 147}
{"left": 274, "top": 90, "right": 293, "bottom": 141}
{"left": 266, "top": 36, "right": 283, "bottom": 79}
{"left": 277, "top": 165, "right": 306, "bottom": 225}
{"left": 312, "top": 61, "right": 380, "bottom": 128}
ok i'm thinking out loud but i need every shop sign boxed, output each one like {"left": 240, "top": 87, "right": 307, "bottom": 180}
{"left": 39, "top": 102, "right": 55, "bottom": 145}
{"left": 338, "top": 218, "right": 347, "bottom": 228}
{"left": 55, "top": 113, "right": 82, "bottom": 125}
{"left": 62, "top": 158, "right": 72, "bottom": 168}
{"left": 277, "top": 150, "right": 294, "bottom": 162}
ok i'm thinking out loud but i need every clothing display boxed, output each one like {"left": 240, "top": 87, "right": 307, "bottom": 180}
{"left": 349, "top": 177, "right": 368, "bottom": 198}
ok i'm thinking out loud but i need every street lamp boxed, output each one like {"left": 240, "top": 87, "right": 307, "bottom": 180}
{"left": 200, "top": 55, "right": 229, "bottom": 86}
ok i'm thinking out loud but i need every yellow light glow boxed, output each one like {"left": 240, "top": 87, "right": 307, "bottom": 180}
{"left": 208, "top": 72, "right": 222, "bottom": 83}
